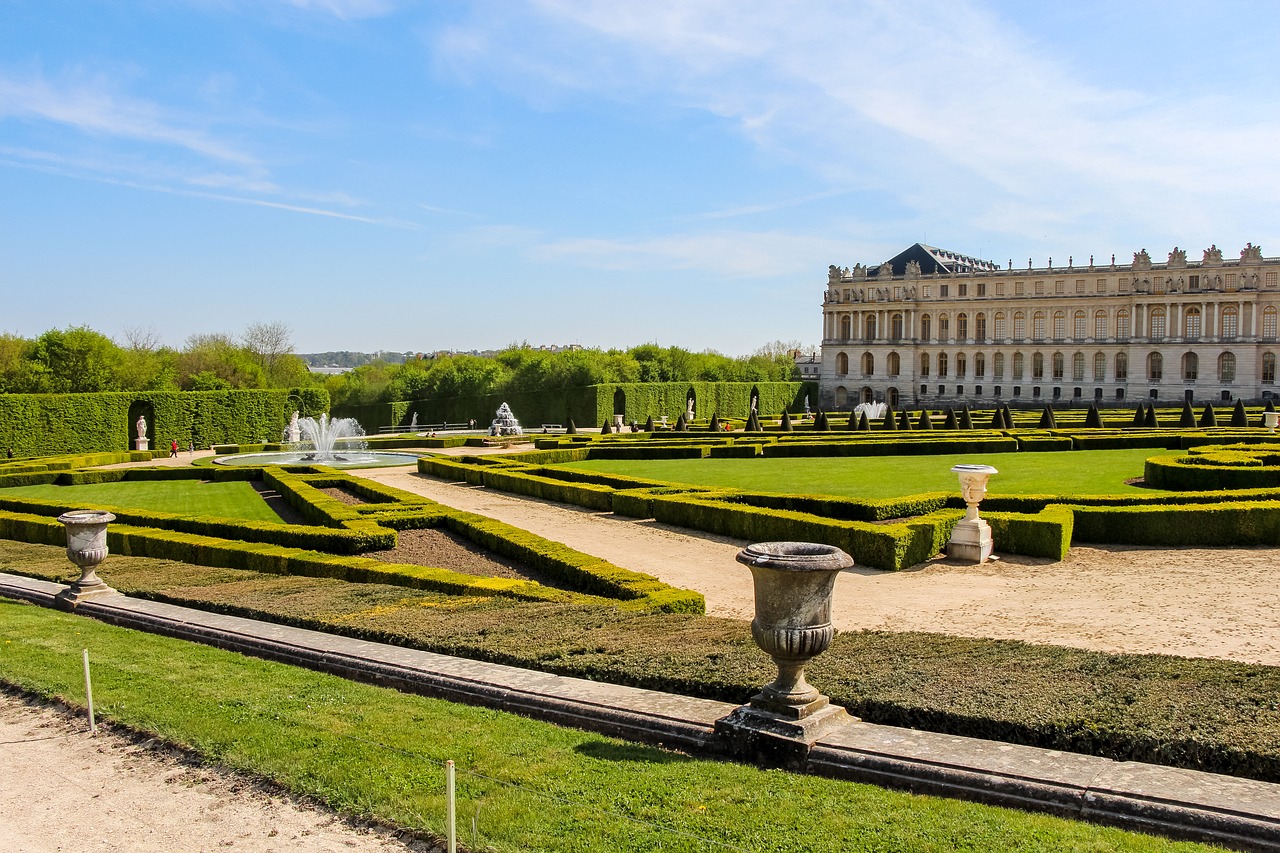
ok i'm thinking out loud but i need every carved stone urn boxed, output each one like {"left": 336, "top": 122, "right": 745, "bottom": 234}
{"left": 56, "top": 510, "right": 117, "bottom": 605}
{"left": 947, "top": 464, "right": 998, "bottom": 563}
{"left": 715, "top": 541, "right": 855, "bottom": 763}
{"left": 1266, "top": 411, "right": 1279, "bottom": 434}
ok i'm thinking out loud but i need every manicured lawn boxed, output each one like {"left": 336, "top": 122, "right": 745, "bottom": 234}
{"left": 564, "top": 448, "right": 1170, "bottom": 498}
{"left": 0, "top": 599, "right": 1211, "bottom": 852}
{"left": 0, "top": 480, "right": 283, "bottom": 523}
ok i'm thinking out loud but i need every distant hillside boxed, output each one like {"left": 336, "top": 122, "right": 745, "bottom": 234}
{"left": 299, "top": 351, "right": 412, "bottom": 368}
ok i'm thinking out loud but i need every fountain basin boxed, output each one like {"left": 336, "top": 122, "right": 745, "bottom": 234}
{"left": 213, "top": 450, "right": 421, "bottom": 469}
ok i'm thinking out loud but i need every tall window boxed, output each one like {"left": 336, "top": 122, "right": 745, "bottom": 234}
{"left": 994, "top": 312, "right": 1006, "bottom": 339}
{"left": 920, "top": 353, "right": 930, "bottom": 377}
{"left": 1266, "top": 307, "right": 1278, "bottom": 338}
{"left": 939, "top": 314, "right": 950, "bottom": 340}
{"left": 1148, "top": 352, "right": 1163, "bottom": 381}
{"left": 975, "top": 353, "right": 986, "bottom": 378}
{"left": 840, "top": 315, "right": 852, "bottom": 340}
{"left": 1184, "top": 307, "right": 1201, "bottom": 340}
{"left": 1150, "top": 308, "right": 1167, "bottom": 339}
{"left": 1218, "top": 352, "right": 1235, "bottom": 382}
{"left": 1264, "top": 352, "right": 1276, "bottom": 383}
{"left": 1182, "top": 352, "right": 1198, "bottom": 381}
{"left": 891, "top": 314, "right": 904, "bottom": 340}
{"left": 956, "top": 353, "right": 967, "bottom": 378}
{"left": 1033, "top": 351, "right": 1045, "bottom": 379}
{"left": 1052, "top": 352, "right": 1065, "bottom": 380}
{"left": 1094, "top": 310, "right": 1108, "bottom": 339}
{"left": 836, "top": 352, "right": 849, "bottom": 375}
{"left": 1073, "top": 352, "right": 1085, "bottom": 381}
{"left": 920, "top": 314, "right": 932, "bottom": 342}
{"left": 1093, "top": 352, "right": 1107, "bottom": 381}
{"left": 1074, "top": 311, "right": 1087, "bottom": 340}
{"left": 861, "top": 352, "right": 875, "bottom": 375}
{"left": 975, "top": 313, "right": 987, "bottom": 340}
{"left": 1115, "top": 352, "right": 1128, "bottom": 380}
{"left": 1033, "top": 311, "right": 1046, "bottom": 341}
{"left": 1221, "top": 307, "right": 1239, "bottom": 339}
{"left": 1012, "top": 352, "right": 1024, "bottom": 380}
{"left": 1053, "top": 311, "right": 1066, "bottom": 340}
{"left": 993, "top": 352, "right": 1005, "bottom": 379}
{"left": 865, "top": 315, "right": 877, "bottom": 341}
{"left": 956, "top": 313, "right": 969, "bottom": 340}
{"left": 938, "top": 352, "right": 949, "bottom": 377}
{"left": 1117, "top": 309, "right": 1131, "bottom": 339}
{"left": 1014, "top": 311, "right": 1026, "bottom": 340}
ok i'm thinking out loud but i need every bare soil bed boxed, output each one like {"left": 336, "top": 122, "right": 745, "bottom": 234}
{"left": 365, "top": 527, "right": 575, "bottom": 590}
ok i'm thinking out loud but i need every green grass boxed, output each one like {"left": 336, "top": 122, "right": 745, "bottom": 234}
{"left": 0, "top": 599, "right": 1213, "bottom": 852}
{"left": 0, "top": 479, "right": 283, "bottom": 524}
{"left": 564, "top": 448, "right": 1168, "bottom": 498}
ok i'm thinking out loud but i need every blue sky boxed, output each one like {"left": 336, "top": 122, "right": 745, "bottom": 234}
{"left": 3, "top": 1, "right": 1279, "bottom": 355}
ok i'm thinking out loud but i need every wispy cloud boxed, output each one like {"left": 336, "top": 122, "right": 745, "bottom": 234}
{"left": 282, "top": 0, "right": 399, "bottom": 20}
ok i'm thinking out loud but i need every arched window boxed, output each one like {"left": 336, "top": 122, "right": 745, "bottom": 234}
{"left": 956, "top": 353, "right": 967, "bottom": 378}
{"left": 864, "top": 315, "right": 877, "bottom": 341}
{"left": 1072, "top": 352, "right": 1085, "bottom": 381}
{"left": 920, "top": 352, "right": 930, "bottom": 377}
{"left": 834, "top": 386, "right": 848, "bottom": 406}
{"left": 887, "top": 351, "right": 900, "bottom": 376}
{"left": 1266, "top": 307, "right": 1278, "bottom": 338}
{"left": 1093, "top": 352, "right": 1106, "bottom": 381}
{"left": 1221, "top": 306, "right": 1239, "bottom": 339}
{"left": 839, "top": 315, "right": 851, "bottom": 340}
{"left": 1013, "top": 311, "right": 1026, "bottom": 340}
{"left": 1033, "top": 311, "right": 1046, "bottom": 340}
{"left": 1074, "top": 311, "right": 1087, "bottom": 340}
{"left": 1264, "top": 352, "right": 1277, "bottom": 383}
{"left": 861, "top": 351, "right": 875, "bottom": 375}
{"left": 1012, "top": 352, "right": 1025, "bottom": 380}
{"left": 956, "top": 313, "right": 969, "bottom": 341}
{"left": 1184, "top": 307, "right": 1202, "bottom": 340}
{"left": 1117, "top": 309, "right": 1131, "bottom": 339}
{"left": 938, "top": 352, "right": 949, "bottom": 377}
{"left": 1148, "top": 352, "right": 1163, "bottom": 381}
{"left": 974, "top": 352, "right": 986, "bottom": 378}
{"left": 920, "top": 314, "right": 932, "bottom": 342}
{"left": 974, "top": 313, "right": 987, "bottom": 341}
{"left": 836, "top": 352, "right": 849, "bottom": 375}
{"left": 1052, "top": 311, "right": 1066, "bottom": 340}
{"left": 994, "top": 312, "right": 1007, "bottom": 339}
{"left": 1219, "top": 352, "right": 1236, "bottom": 382}
{"left": 1150, "top": 308, "right": 1167, "bottom": 339}
{"left": 1115, "top": 352, "right": 1128, "bottom": 380}
{"left": 891, "top": 313, "right": 904, "bottom": 340}
{"left": 1032, "top": 351, "right": 1045, "bottom": 379}
{"left": 1182, "top": 352, "right": 1198, "bottom": 381}
{"left": 993, "top": 352, "right": 1005, "bottom": 379}
{"left": 939, "top": 313, "right": 951, "bottom": 341}
{"left": 1094, "top": 310, "right": 1108, "bottom": 339}
{"left": 1051, "top": 352, "right": 1064, "bottom": 380}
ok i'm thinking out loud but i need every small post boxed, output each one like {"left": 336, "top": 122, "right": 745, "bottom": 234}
{"left": 82, "top": 648, "right": 96, "bottom": 735}
{"left": 446, "top": 759, "right": 456, "bottom": 853}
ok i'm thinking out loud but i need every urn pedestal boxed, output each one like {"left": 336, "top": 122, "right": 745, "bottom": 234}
{"left": 715, "top": 541, "right": 854, "bottom": 766}
{"left": 947, "top": 464, "right": 998, "bottom": 563}
{"left": 1266, "top": 411, "right": 1279, "bottom": 434}
{"left": 134, "top": 437, "right": 150, "bottom": 451}
{"left": 55, "top": 510, "right": 117, "bottom": 606}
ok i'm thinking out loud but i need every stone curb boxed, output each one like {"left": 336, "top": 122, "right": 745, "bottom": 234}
{"left": 3, "top": 573, "right": 1278, "bottom": 851}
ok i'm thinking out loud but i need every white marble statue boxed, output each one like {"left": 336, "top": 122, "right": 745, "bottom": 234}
{"left": 286, "top": 410, "right": 301, "bottom": 443}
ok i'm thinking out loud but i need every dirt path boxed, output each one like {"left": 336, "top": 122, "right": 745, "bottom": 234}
{"left": 359, "top": 467, "right": 1280, "bottom": 667}
{"left": 0, "top": 695, "right": 431, "bottom": 853}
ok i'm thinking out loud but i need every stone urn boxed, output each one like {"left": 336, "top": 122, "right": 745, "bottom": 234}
{"left": 947, "top": 464, "right": 998, "bottom": 563}
{"left": 715, "top": 541, "right": 855, "bottom": 762}
{"left": 56, "top": 510, "right": 117, "bottom": 605}
{"left": 1266, "top": 411, "right": 1279, "bottom": 434}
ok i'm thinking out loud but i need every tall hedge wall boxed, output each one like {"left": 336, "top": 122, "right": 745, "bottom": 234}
{"left": 0, "top": 387, "right": 328, "bottom": 457}
{"left": 333, "top": 382, "right": 817, "bottom": 431}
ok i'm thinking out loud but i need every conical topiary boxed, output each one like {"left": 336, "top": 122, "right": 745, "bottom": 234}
{"left": 844, "top": 411, "right": 859, "bottom": 430}
{"left": 1145, "top": 403, "right": 1158, "bottom": 428}
{"left": 917, "top": 409, "right": 934, "bottom": 430}
{"left": 959, "top": 405, "right": 974, "bottom": 430}
{"left": 1179, "top": 399, "right": 1196, "bottom": 427}
{"left": 1039, "top": 406, "right": 1057, "bottom": 429}
{"left": 566, "top": 418, "right": 578, "bottom": 435}
{"left": 708, "top": 413, "right": 721, "bottom": 432}
{"left": 943, "top": 407, "right": 958, "bottom": 430}
{"left": 815, "top": 409, "right": 830, "bottom": 431}
{"left": 1130, "top": 404, "right": 1145, "bottom": 427}
{"left": 1199, "top": 404, "right": 1217, "bottom": 427}
{"left": 601, "top": 419, "right": 613, "bottom": 434}
{"left": 1085, "top": 403, "right": 1103, "bottom": 428}
{"left": 881, "top": 404, "right": 897, "bottom": 431}
{"left": 1232, "top": 399, "right": 1248, "bottom": 427}
{"left": 780, "top": 410, "right": 793, "bottom": 432}
{"left": 745, "top": 411, "right": 761, "bottom": 432}
{"left": 674, "top": 413, "right": 687, "bottom": 431}
{"left": 1268, "top": 400, "right": 1277, "bottom": 413}
{"left": 858, "top": 411, "right": 870, "bottom": 431}
{"left": 644, "top": 415, "right": 654, "bottom": 432}
{"left": 898, "top": 409, "right": 912, "bottom": 430}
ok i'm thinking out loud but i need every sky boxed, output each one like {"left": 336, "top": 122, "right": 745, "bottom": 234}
{"left": 3, "top": 1, "right": 1280, "bottom": 355}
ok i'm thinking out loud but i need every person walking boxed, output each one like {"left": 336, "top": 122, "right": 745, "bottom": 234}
{"left": 170, "top": 439, "right": 179, "bottom": 458}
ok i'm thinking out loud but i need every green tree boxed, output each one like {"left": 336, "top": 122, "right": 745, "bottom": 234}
{"left": 28, "top": 326, "right": 123, "bottom": 393}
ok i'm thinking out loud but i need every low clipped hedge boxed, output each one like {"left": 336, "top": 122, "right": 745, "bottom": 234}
{"left": 984, "top": 507, "right": 1074, "bottom": 560}
{"left": 1070, "top": 500, "right": 1280, "bottom": 546}
{"left": 1145, "top": 448, "right": 1280, "bottom": 490}
{"left": 761, "top": 436, "right": 1019, "bottom": 458}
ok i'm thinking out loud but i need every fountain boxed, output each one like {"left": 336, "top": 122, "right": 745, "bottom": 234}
{"left": 488, "top": 402, "right": 523, "bottom": 436}
{"left": 214, "top": 414, "right": 420, "bottom": 469}
{"left": 854, "top": 401, "right": 887, "bottom": 421}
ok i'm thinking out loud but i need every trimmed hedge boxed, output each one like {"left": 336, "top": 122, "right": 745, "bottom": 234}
{"left": 1070, "top": 500, "right": 1280, "bottom": 546}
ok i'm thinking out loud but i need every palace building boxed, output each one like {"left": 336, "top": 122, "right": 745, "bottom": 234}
{"left": 818, "top": 242, "right": 1280, "bottom": 410}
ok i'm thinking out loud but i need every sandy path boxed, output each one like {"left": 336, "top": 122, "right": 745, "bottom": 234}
{"left": 0, "top": 695, "right": 428, "bottom": 853}
{"left": 359, "top": 467, "right": 1280, "bottom": 667}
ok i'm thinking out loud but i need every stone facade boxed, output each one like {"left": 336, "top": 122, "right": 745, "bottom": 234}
{"left": 820, "top": 243, "right": 1280, "bottom": 409}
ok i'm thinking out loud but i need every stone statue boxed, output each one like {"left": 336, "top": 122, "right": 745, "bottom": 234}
{"left": 1132, "top": 249, "right": 1152, "bottom": 270}
{"left": 1203, "top": 244, "right": 1223, "bottom": 264}
{"left": 828, "top": 265, "right": 841, "bottom": 284}
{"left": 804, "top": 395, "right": 811, "bottom": 415}
{"left": 286, "top": 411, "right": 301, "bottom": 443}
{"left": 136, "top": 415, "right": 147, "bottom": 440}
{"left": 1168, "top": 246, "right": 1187, "bottom": 267}
{"left": 686, "top": 397, "right": 695, "bottom": 420}
{"left": 1242, "top": 243, "right": 1263, "bottom": 263}
{"left": 904, "top": 260, "right": 922, "bottom": 280}
{"left": 134, "top": 414, "right": 150, "bottom": 451}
